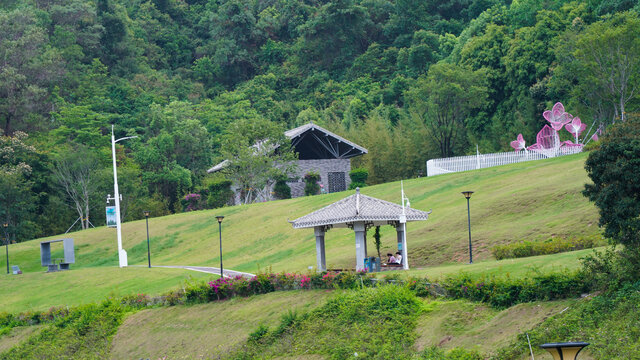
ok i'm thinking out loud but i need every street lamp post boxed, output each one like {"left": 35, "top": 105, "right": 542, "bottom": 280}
{"left": 144, "top": 211, "right": 151, "bottom": 268}
{"left": 216, "top": 216, "right": 224, "bottom": 278}
{"left": 111, "top": 125, "right": 138, "bottom": 268}
{"left": 461, "top": 191, "right": 474, "bottom": 264}
{"left": 3, "top": 223, "right": 8, "bottom": 274}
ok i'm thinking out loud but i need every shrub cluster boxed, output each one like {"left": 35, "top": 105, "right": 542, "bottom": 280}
{"left": 230, "top": 285, "right": 422, "bottom": 359}
{"left": 348, "top": 167, "right": 369, "bottom": 189}
{"left": 1, "top": 300, "right": 127, "bottom": 360}
{"left": 494, "top": 281, "right": 640, "bottom": 359}
{"left": 273, "top": 176, "right": 291, "bottom": 199}
{"left": 441, "top": 272, "right": 588, "bottom": 308}
{"left": 184, "top": 271, "right": 371, "bottom": 304}
{"left": 491, "top": 236, "right": 604, "bottom": 260}
{"left": 303, "top": 172, "right": 320, "bottom": 196}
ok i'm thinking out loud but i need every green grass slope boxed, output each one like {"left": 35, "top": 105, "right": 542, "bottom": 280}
{"left": 109, "top": 290, "right": 333, "bottom": 359}
{"left": 0, "top": 153, "right": 600, "bottom": 312}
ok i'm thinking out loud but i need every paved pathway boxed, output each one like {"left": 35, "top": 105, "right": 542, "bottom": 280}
{"left": 151, "top": 265, "right": 255, "bottom": 278}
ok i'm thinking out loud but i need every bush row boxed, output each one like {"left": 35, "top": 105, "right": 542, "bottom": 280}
{"left": 491, "top": 236, "right": 605, "bottom": 260}
{"left": 441, "top": 271, "right": 588, "bottom": 308}
{"left": 0, "top": 270, "right": 591, "bottom": 336}
{"left": 183, "top": 271, "right": 374, "bottom": 303}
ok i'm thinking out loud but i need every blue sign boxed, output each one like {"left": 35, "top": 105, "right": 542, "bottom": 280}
{"left": 106, "top": 206, "right": 117, "bottom": 227}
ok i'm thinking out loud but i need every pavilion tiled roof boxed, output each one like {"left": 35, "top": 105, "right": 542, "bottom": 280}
{"left": 290, "top": 188, "right": 431, "bottom": 229}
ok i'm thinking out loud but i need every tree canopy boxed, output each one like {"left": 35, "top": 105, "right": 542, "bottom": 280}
{"left": 0, "top": 0, "right": 639, "bottom": 241}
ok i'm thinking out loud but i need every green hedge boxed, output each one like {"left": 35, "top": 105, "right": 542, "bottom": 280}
{"left": 491, "top": 236, "right": 605, "bottom": 260}
{"left": 440, "top": 271, "right": 587, "bottom": 308}
{"left": 348, "top": 167, "right": 369, "bottom": 189}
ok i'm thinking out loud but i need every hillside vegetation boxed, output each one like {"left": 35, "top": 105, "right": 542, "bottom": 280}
{"left": 1, "top": 153, "right": 601, "bottom": 312}
{"left": 4, "top": 152, "right": 599, "bottom": 271}
{"left": 1, "top": 0, "right": 638, "bottom": 243}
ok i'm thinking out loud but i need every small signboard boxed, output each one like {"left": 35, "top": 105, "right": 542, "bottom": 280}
{"left": 106, "top": 206, "right": 117, "bottom": 227}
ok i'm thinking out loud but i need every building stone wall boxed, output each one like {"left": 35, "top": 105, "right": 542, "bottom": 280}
{"left": 287, "top": 159, "right": 352, "bottom": 198}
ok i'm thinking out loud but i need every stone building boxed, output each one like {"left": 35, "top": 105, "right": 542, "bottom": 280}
{"left": 207, "top": 122, "right": 367, "bottom": 202}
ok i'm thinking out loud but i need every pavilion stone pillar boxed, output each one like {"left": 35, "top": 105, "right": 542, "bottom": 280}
{"left": 314, "top": 226, "right": 327, "bottom": 272}
{"left": 396, "top": 220, "right": 409, "bottom": 270}
{"left": 354, "top": 222, "right": 366, "bottom": 271}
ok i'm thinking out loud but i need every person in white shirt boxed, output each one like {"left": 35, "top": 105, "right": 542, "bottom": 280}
{"left": 394, "top": 251, "right": 403, "bottom": 265}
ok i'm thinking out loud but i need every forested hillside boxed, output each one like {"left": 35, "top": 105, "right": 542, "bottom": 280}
{"left": 1, "top": 0, "right": 638, "bottom": 241}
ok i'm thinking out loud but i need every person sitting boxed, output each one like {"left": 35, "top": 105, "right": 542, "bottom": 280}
{"left": 386, "top": 253, "right": 396, "bottom": 265}
{"left": 395, "top": 251, "right": 403, "bottom": 265}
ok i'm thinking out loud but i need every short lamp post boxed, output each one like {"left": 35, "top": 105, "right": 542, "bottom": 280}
{"left": 216, "top": 216, "right": 225, "bottom": 278}
{"left": 3, "top": 223, "right": 8, "bottom": 274}
{"left": 144, "top": 211, "right": 151, "bottom": 268}
{"left": 540, "top": 342, "right": 589, "bottom": 360}
{"left": 461, "top": 191, "right": 474, "bottom": 264}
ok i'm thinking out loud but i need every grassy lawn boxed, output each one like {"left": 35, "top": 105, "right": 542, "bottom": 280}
{"left": 0, "top": 153, "right": 601, "bottom": 313}
{"left": 109, "top": 290, "right": 334, "bottom": 360}
{"left": 0, "top": 267, "right": 211, "bottom": 313}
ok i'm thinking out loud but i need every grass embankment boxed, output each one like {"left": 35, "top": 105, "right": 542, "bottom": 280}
{"left": 109, "top": 290, "right": 333, "bottom": 359}
{"left": 0, "top": 153, "right": 599, "bottom": 312}
{"left": 109, "top": 288, "right": 581, "bottom": 360}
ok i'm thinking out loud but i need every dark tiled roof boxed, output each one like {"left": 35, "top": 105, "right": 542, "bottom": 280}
{"left": 290, "top": 188, "right": 431, "bottom": 229}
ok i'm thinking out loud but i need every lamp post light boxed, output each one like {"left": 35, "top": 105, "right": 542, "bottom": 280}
{"left": 461, "top": 191, "right": 474, "bottom": 264}
{"left": 216, "top": 216, "right": 224, "bottom": 278}
{"left": 111, "top": 125, "right": 138, "bottom": 268}
{"left": 540, "top": 342, "right": 589, "bottom": 360}
{"left": 3, "top": 223, "right": 8, "bottom": 275}
{"left": 144, "top": 211, "right": 151, "bottom": 268}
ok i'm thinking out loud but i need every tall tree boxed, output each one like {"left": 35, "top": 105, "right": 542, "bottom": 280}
{"left": 53, "top": 147, "right": 100, "bottom": 230}
{"left": 0, "top": 131, "right": 39, "bottom": 241}
{"left": 554, "top": 11, "right": 640, "bottom": 124}
{"left": 584, "top": 116, "right": 640, "bottom": 264}
{"left": 219, "top": 117, "right": 296, "bottom": 204}
{"left": 406, "top": 63, "right": 488, "bottom": 157}
{"left": 0, "top": 8, "right": 64, "bottom": 134}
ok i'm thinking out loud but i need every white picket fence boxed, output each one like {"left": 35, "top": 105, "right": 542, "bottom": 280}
{"left": 426, "top": 147, "right": 583, "bottom": 176}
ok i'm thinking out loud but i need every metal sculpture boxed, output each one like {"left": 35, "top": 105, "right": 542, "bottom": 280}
{"left": 511, "top": 102, "right": 602, "bottom": 157}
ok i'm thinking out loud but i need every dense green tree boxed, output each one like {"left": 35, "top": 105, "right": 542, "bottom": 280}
{"left": 297, "top": 0, "right": 372, "bottom": 75}
{"left": 0, "top": 131, "right": 39, "bottom": 241}
{"left": 406, "top": 63, "right": 488, "bottom": 157}
{"left": 552, "top": 11, "right": 640, "bottom": 125}
{"left": 583, "top": 116, "right": 640, "bottom": 263}
{"left": 0, "top": 8, "right": 65, "bottom": 134}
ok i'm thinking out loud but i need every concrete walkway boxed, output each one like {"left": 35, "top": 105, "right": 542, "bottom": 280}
{"left": 151, "top": 265, "right": 255, "bottom": 278}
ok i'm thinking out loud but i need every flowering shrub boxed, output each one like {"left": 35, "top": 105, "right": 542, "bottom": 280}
{"left": 182, "top": 193, "right": 204, "bottom": 212}
{"left": 182, "top": 270, "right": 375, "bottom": 304}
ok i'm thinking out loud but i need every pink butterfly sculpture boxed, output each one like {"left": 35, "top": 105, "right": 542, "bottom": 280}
{"left": 565, "top": 117, "right": 587, "bottom": 142}
{"left": 543, "top": 102, "right": 571, "bottom": 131}
{"left": 591, "top": 133, "right": 599, "bottom": 141}
{"left": 510, "top": 134, "right": 526, "bottom": 151}
{"left": 560, "top": 140, "right": 583, "bottom": 148}
{"left": 527, "top": 125, "right": 561, "bottom": 157}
